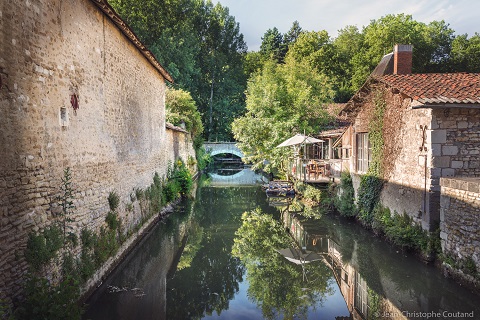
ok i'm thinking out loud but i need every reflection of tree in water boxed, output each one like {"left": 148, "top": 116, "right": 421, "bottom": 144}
{"left": 167, "top": 187, "right": 264, "bottom": 319}
{"left": 232, "top": 209, "right": 335, "bottom": 320}
{"left": 175, "top": 221, "right": 204, "bottom": 270}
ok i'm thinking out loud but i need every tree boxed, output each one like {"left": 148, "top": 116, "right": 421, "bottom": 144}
{"left": 232, "top": 209, "right": 334, "bottom": 320}
{"left": 450, "top": 33, "right": 480, "bottom": 72}
{"left": 165, "top": 88, "right": 204, "bottom": 147}
{"left": 232, "top": 58, "right": 333, "bottom": 175}
{"left": 283, "top": 21, "right": 303, "bottom": 48}
{"left": 110, "top": 0, "right": 247, "bottom": 142}
{"left": 260, "top": 27, "right": 285, "bottom": 63}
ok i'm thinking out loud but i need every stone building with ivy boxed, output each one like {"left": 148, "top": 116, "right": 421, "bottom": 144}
{"left": 0, "top": 0, "right": 195, "bottom": 303}
{"left": 329, "top": 45, "right": 480, "bottom": 274}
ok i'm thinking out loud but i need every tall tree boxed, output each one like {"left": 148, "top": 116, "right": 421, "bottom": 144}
{"left": 282, "top": 20, "right": 303, "bottom": 55}
{"left": 260, "top": 27, "right": 285, "bottom": 63}
{"left": 450, "top": 33, "right": 480, "bottom": 72}
{"left": 110, "top": 0, "right": 247, "bottom": 142}
{"left": 232, "top": 58, "right": 333, "bottom": 174}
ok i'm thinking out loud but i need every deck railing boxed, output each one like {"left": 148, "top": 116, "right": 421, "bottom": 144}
{"left": 287, "top": 157, "right": 342, "bottom": 183}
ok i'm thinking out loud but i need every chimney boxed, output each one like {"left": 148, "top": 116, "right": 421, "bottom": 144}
{"left": 394, "top": 44, "right": 413, "bottom": 75}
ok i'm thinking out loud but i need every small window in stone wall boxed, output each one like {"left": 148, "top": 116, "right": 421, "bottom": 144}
{"left": 59, "top": 106, "right": 69, "bottom": 127}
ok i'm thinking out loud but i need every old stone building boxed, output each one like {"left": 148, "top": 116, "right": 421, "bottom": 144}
{"left": 332, "top": 44, "right": 480, "bottom": 273}
{"left": 0, "top": 0, "right": 195, "bottom": 301}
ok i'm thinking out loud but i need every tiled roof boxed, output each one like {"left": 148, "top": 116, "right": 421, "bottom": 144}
{"left": 378, "top": 73, "right": 480, "bottom": 104}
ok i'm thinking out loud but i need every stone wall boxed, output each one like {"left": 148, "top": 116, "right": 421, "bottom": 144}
{"left": 432, "top": 108, "right": 480, "bottom": 177}
{"left": 348, "top": 84, "right": 437, "bottom": 228}
{"left": 0, "top": 0, "right": 195, "bottom": 302}
{"left": 440, "top": 177, "right": 480, "bottom": 273}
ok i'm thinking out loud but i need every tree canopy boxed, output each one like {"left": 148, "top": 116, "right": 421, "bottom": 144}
{"left": 108, "top": 1, "right": 480, "bottom": 161}
{"left": 165, "top": 88, "right": 204, "bottom": 147}
{"left": 110, "top": 0, "right": 247, "bottom": 142}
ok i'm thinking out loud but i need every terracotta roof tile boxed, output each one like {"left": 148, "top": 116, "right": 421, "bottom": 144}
{"left": 378, "top": 73, "right": 480, "bottom": 104}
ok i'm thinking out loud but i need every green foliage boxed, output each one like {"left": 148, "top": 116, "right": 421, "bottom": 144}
{"left": 356, "top": 89, "right": 385, "bottom": 225}
{"left": 94, "top": 227, "right": 119, "bottom": 266}
{"left": 232, "top": 57, "right": 333, "bottom": 173}
{"left": 166, "top": 87, "right": 204, "bottom": 140}
{"left": 17, "top": 274, "right": 82, "bottom": 320}
{"left": 58, "top": 167, "right": 76, "bottom": 249}
{"left": 441, "top": 252, "right": 480, "bottom": 279}
{"left": 335, "top": 171, "right": 357, "bottom": 217}
{"left": 162, "top": 180, "right": 181, "bottom": 204}
{"left": 110, "top": 0, "right": 247, "bottom": 141}
{"left": 370, "top": 205, "right": 433, "bottom": 253}
{"left": 357, "top": 175, "right": 384, "bottom": 225}
{"left": 173, "top": 159, "right": 193, "bottom": 195}
{"left": 24, "top": 225, "right": 63, "bottom": 272}
{"left": 107, "top": 191, "right": 120, "bottom": 212}
{"left": 105, "top": 211, "right": 121, "bottom": 231}
{"left": 195, "top": 146, "right": 212, "bottom": 171}
{"left": 135, "top": 187, "right": 144, "bottom": 201}
{"left": 450, "top": 33, "right": 480, "bottom": 72}
{"left": 302, "top": 185, "right": 323, "bottom": 204}
{"left": 462, "top": 257, "right": 478, "bottom": 276}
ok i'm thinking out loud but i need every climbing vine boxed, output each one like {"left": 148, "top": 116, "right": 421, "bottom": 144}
{"left": 357, "top": 89, "right": 386, "bottom": 226}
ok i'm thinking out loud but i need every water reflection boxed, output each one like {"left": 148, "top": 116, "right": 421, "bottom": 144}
{"left": 84, "top": 182, "right": 480, "bottom": 320}
{"left": 166, "top": 186, "right": 277, "bottom": 319}
{"left": 278, "top": 204, "right": 480, "bottom": 319}
{"left": 83, "top": 201, "right": 196, "bottom": 320}
{"left": 232, "top": 208, "right": 343, "bottom": 319}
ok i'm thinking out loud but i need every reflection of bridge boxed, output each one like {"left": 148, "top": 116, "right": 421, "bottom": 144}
{"left": 209, "top": 168, "right": 267, "bottom": 185}
{"left": 204, "top": 142, "right": 244, "bottom": 158}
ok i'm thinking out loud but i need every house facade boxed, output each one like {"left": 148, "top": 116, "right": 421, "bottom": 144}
{"left": 0, "top": 0, "right": 195, "bottom": 301}
{"left": 334, "top": 45, "right": 480, "bottom": 231}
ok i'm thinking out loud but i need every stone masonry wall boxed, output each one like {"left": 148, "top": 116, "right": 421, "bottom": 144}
{"left": 0, "top": 0, "right": 195, "bottom": 301}
{"left": 431, "top": 108, "right": 480, "bottom": 178}
{"left": 440, "top": 177, "right": 480, "bottom": 274}
{"left": 350, "top": 84, "right": 436, "bottom": 228}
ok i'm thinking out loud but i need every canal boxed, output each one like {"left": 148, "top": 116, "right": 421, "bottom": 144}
{"left": 84, "top": 169, "right": 480, "bottom": 319}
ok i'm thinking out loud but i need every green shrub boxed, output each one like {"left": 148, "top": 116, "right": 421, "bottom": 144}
{"left": 108, "top": 191, "right": 120, "bottom": 212}
{"left": 357, "top": 174, "right": 383, "bottom": 226}
{"left": 18, "top": 274, "right": 82, "bottom": 320}
{"left": 94, "top": 227, "right": 118, "bottom": 265}
{"left": 173, "top": 159, "right": 193, "bottom": 195}
{"left": 384, "top": 212, "right": 428, "bottom": 251}
{"left": 335, "top": 171, "right": 357, "bottom": 217}
{"left": 195, "top": 146, "right": 212, "bottom": 171}
{"left": 105, "top": 211, "right": 120, "bottom": 231}
{"left": 462, "top": 257, "right": 478, "bottom": 276}
{"left": 162, "top": 180, "right": 181, "bottom": 203}
{"left": 371, "top": 205, "right": 392, "bottom": 234}
{"left": 24, "top": 225, "right": 63, "bottom": 272}
{"left": 303, "top": 185, "right": 323, "bottom": 204}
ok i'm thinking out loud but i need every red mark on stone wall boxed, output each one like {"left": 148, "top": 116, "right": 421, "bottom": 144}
{"left": 71, "top": 93, "right": 79, "bottom": 114}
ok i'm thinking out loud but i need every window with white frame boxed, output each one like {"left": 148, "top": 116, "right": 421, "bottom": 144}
{"left": 356, "top": 133, "right": 371, "bottom": 173}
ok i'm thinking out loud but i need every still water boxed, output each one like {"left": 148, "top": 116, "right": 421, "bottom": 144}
{"left": 84, "top": 170, "right": 480, "bottom": 320}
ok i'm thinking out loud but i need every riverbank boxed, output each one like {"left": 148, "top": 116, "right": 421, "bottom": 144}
{"left": 80, "top": 200, "right": 179, "bottom": 303}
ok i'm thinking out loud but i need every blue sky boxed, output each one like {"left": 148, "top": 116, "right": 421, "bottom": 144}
{"left": 215, "top": 0, "right": 480, "bottom": 51}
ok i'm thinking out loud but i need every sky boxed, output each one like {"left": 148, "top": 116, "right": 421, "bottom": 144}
{"left": 215, "top": 0, "right": 480, "bottom": 51}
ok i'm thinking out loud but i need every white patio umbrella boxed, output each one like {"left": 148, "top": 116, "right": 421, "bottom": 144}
{"left": 276, "top": 134, "right": 324, "bottom": 148}
{"left": 277, "top": 247, "right": 322, "bottom": 265}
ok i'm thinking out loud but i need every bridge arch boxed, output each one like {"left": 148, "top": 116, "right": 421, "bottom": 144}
{"left": 204, "top": 142, "right": 244, "bottom": 158}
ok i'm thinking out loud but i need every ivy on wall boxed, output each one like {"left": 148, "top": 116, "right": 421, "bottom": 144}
{"left": 357, "top": 89, "right": 386, "bottom": 225}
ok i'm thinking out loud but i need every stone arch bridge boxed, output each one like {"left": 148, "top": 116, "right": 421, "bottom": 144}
{"left": 204, "top": 142, "right": 244, "bottom": 158}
